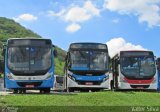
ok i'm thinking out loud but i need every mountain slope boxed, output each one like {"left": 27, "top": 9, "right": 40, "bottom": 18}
{"left": 0, "top": 17, "right": 66, "bottom": 75}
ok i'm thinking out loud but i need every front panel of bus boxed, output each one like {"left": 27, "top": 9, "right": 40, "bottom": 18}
{"left": 118, "top": 51, "right": 157, "bottom": 89}
{"left": 66, "top": 43, "right": 110, "bottom": 90}
{"left": 5, "top": 39, "right": 54, "bottom": 89}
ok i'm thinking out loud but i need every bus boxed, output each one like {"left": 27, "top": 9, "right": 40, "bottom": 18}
{"left": 0, "top": 60, "right": 4, "bottom": 78}
{"left": 111, "top": 51, "right": 157, "bottom": 90}
{"left": 4, "top": 38, "right": 55, "bottom": 93}
{"left": 156, "top": 57, "right": 160, "bottom": 91}
{"left": 53, "top": 75, "right": 64, "bottom": 91}
{"left": 64, "top": 43, "right": 110, "bottom": 92}
{"left": 0, "top": 60, "right": 4, "bottom": 74}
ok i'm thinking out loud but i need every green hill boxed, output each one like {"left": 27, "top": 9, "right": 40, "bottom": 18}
{"left": 0, "top": 17, "right": 66, "bottom": 75}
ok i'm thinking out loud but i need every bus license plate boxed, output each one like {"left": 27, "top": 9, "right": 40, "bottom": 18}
{"left": 85, "top": 82, "right": 93, "bottom": 85}
{"left": 136, "top": 87, "right": 144, "bottom": 89}
{"left": 25, "top": 85, "right": 34, "bottom": 88}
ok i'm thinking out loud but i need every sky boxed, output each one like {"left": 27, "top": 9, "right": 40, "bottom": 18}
{"left": 0, "top": 0, "right": 160, "bottom": 57}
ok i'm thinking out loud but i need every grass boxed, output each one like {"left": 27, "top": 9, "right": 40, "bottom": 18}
{"left": 0, "top": 91, "right": 160, "bottom": 112}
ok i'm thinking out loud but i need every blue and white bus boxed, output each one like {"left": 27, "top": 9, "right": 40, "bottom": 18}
{"left": 64, "top": 43, "right": 110, "bottom": 92}
{"left": 3, "top": 38, "right": 55, "bottom": 93}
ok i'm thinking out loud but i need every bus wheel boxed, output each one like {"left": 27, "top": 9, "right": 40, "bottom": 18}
{"left": 19, "top": 90, "right": 23, "bottom": 94}
{"left": 44, "top": 88, "right": 50, "bottom": 94}
{"left": 110, "top": 80, "right": 114, "bottom": 91}
{"left": 13, "top": 89, "right": 18, "bottom": 94}
{"left": 91, "top": 89, "right": 100, "bottom": 92}
{"left": 67, "top": 88, "right": 74, "bottom": 92}
{"left": 22, "top": 90, "right": 26, "bottom": 94}
{"left": 81, "top": 89, "right": 89, "bottom": 92}
{"left": 40, "top": 89, "right": 43, "bottom": 94}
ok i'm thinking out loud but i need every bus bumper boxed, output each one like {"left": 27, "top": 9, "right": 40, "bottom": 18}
{"left": 67, "top": 78, "right": 109, "bottom": 89}
{"left": 118, "top": 81, "right": 157, "bottom": 90}
{"left": 5, "top": 78, "right": 54, "bottom": 89}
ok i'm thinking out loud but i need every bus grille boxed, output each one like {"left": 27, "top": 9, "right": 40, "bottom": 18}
{"left": 17, "top": 82, "right": 42, "bottom": 87}
{"left": 76, "top": 81, "right": 102, "bottom": 85}
{"left": 130, "top": 85, "right": 150, "bottom": 89}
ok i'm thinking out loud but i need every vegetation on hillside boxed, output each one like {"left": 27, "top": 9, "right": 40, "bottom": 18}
{"left": 0, "top": 17, "right": 41, "bottom": 40}
{"left": 54, "top": 46, "right": 66, "bottom": 75}
{"left": 0, "top": 17, "right": 66, "bottom": 75}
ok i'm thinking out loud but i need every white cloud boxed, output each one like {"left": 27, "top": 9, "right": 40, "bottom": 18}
{"left": 48, "top": 0, "right": 100, "bottom": 32}
{"left": 47, "top": 9, "right": 66, "bottom": 17}
{"left": 106, "top": 37, "right": 147, "bottom": 58}
{"left": 64, "top": 6, "right": 92, "bottom": 23}
{"left": 50, "top": 1, "right": 100, "bottom": 23}
{"left": 66, "top": 23, "right": 81, "bottom": 33}
{"left": 13, "top": 13, "right": 37, "bottom": 22}
{"left": 104, "top": 0, "right": 160, "bottom": 27}
{"left": 112, "top": 18, "right": 119, "bottom": 23}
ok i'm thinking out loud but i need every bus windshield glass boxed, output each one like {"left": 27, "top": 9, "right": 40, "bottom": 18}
{"left": 120, "top": 52, "right": 156, "bottom": 78}
{"left": 70, "top": 50, "right": 108, "bottom": 71}
{"left": 8, "top": 46, "right": 51, "bottom": 71}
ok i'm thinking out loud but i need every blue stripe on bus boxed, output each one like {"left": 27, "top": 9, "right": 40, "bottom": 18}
{"left": 71, "top": 67, "right": 89, "bottom": 70}
{"left": 72, "top": 74, "right": 108, "bottom": 81}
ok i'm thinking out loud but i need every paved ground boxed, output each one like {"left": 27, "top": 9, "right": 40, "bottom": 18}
{"left": 0, "top": 90, "right": 76, "bottom": 96}
{"left": 0, "top": 78, "right": 85, "bottom": 95}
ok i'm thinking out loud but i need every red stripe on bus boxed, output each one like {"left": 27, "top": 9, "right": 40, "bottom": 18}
{"left": 124, "top": 77, "right": 154, "bottom": 84}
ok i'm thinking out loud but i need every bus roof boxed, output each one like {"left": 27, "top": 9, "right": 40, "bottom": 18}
{"left": 112, "top": 50, "right": 153, "bottom": 58}
{"left": 7, "top": 38, "right": 51, "bottom": 41}
{"left": 6, "top": 38, "right": 52, "bottom": 46}
{"left": 69, "top": 42, "right": 107, "bottom": 50}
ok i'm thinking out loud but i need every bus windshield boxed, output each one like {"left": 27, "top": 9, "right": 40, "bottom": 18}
{"left": 121, "top": 56, "right": 156, "bottom": 78}
{"left": 70, "top": 50, "right": 108, "bottom": 71}
{"left": 8, "top": 46, "right": 51, "bottom": 71}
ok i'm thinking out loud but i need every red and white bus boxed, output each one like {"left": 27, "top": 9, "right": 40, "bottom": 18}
{"left": 110, "top": 51, "right": 157, "bottom": 90}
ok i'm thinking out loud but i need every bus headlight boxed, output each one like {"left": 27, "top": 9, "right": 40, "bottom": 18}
{"left": 46, "top": 73, "right": 52, "bottom": 79}
{"left": 7, "top": 73, "right": 14, "bottom": 80}
{"left": 68, "top": 74, "right": 76, "bottom": 81}
{"left": 120, "top": 77, "right": 127, "bottom": 83}
{"left": 152, "top": 78, "right": 157, "bottom": 83}
{"left": 103, "top": 76, "right": 109, "bottom": 82}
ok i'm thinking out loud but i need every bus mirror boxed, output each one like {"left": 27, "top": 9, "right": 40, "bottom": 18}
{"left": 2, "top": 44, "right": 6, "bottom": 56}
{"left": 54, "top": 49, "right": 58, "bottom": 57}
{"left": 65, "top": 56, "right": 67, "bottom": 61}
{"left": 116, "top": 60, "right": 120, "bottom": 65}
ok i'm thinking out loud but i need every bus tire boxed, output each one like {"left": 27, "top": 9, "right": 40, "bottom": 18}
{"left": 19, "top": 90, "right": 23, "bottom": 94}
{"left": 91, "top": 89, "right": 101, "bottom": 92}
{"left": 110, "top": 80, "right": 114, "bottom": 91}
{"left": 80, "top": 89, "right": 89, "bottom": 92}
{"left": 13, "top": 89, "right": 18, "bottom": 94}
{"left": 44, "top": 88, "right": 50, "bottom": 94}
{"left": 68, "top": 88, "right": 74, "bottom": 92}
{"left": 40, "top": 89, "right": 43, "bottom": 93}
{"left": 22, "top": 90, "right": 26, "bottom": 94}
